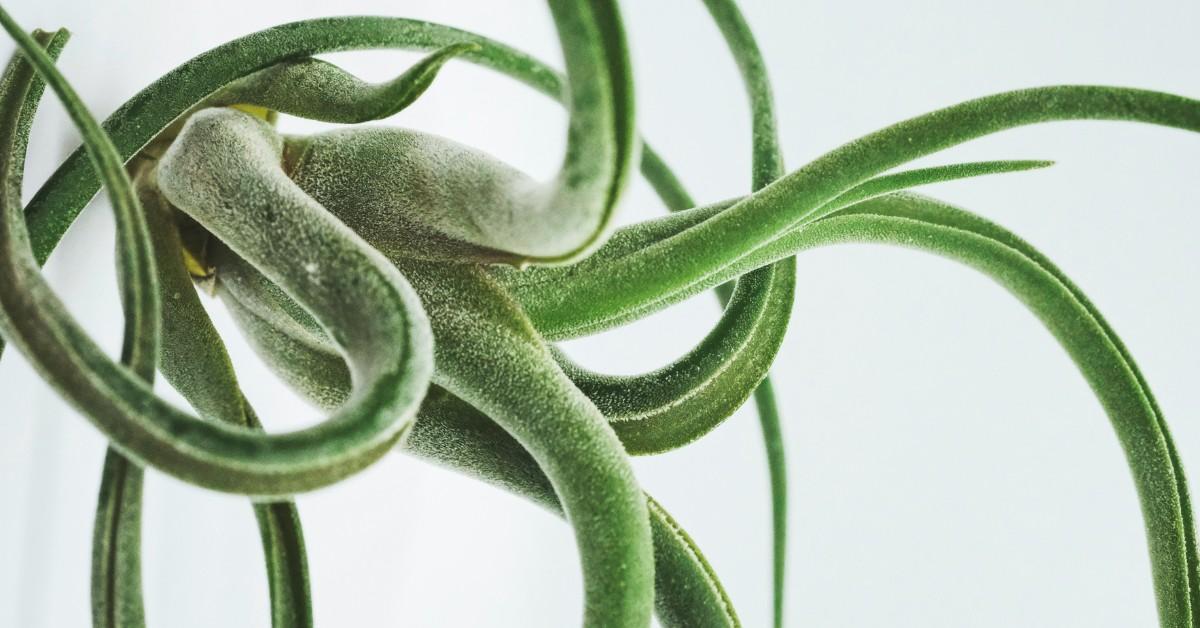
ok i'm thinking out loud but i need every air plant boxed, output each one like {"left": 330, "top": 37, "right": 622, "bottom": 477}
{"left": 0, "top": 1, "right": 1197, "bottom": 626}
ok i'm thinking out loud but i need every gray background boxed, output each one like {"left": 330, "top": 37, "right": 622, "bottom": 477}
{"left": 2, "top": 0, "right": 1198, "bottom": 626}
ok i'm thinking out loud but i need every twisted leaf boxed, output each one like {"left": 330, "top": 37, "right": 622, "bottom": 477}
{"left": 156, "top": 104, "right": 656, "bottom": 624}
{"left": 23, "top": 5, "right": 635, "bottom": 266}
{"left": 209, "top": 263, "right": 740, "bottom": 627}
{"left": 392, "top": 260, "right": 653, "bottom": 627}
{"left": 12, "top": 14, "right": 681, "bottom": 280}
{"left": 0, "top": 85, "right": 433, "bottom": 496}
{"left": 213, "top": 43, "right": 479, "bottom": 123}
{"left": 410, "top": 388, "right": 740, "bottom": 627}
{"left": 4, "top": 4, "right": 1196, "bottom": 626}
{"left": 554, "top": 260, "right": 791, "bottom": 454}
{"left": 141, "top": 174, "right": 311, "bottom": 627}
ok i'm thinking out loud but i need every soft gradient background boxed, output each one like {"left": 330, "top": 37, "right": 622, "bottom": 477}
{"left": 2, "top": 1, "right": 1198, "bottom": 626}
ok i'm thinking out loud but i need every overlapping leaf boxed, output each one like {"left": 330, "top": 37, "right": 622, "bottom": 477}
{"left": 208, "top": 247, "right": 738, "bottom": 627}
{"left": 0, "top": 10, "right": 435, "bottom": 497}
{"left": 1, "top": 1, "right": 1198, "bottom": 627}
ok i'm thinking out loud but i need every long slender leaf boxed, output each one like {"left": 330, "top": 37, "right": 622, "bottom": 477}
{"left": 91, "top": 452, "right": 144, "bottom": 628}
{"left": 701, "top": 0, "right": 783, "bottom": 191}
{"left": 696, "top": 5, "right": 791, "bottom": 623}
{"left": 140, "top": 174, "right": 311, "bottom": 627}
{"left": 507, "top": 86, "right": 1200, "bottom": 338}
{"left": 746, "top": 191, "right": 1194, "bottom": 627}
{"left": 502, "top": 158, "right": 1057, "bottom": 338}
{"left": 392, "top": 260, "right": 653, "bottom": 627}
{"left": 826, "top": 193, "right": 1200, "bottom": 623}
{"left": 0, "top": 19, "right": 158, "bottom": 628}
{"left": 0, "top": 25, "right": 66, "bottom": 362}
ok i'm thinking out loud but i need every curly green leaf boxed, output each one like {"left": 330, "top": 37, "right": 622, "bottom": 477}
{"left": 503, "top": 158, "right": 1058, "bottom": 338}
{"left": 141, "top": 174, "right": 312, "bottom": 627}
{"left": 788, "top": 192, "right": 1195, "bottom": 627}
{"left": 507, "top": 86, "right": 1200, "bottom": 338}
{"left": 554, "top": 259, "right": 791, "bottom": 454}
{"left": 696, "top": 4, "right": 790, "bottom": 623}
{"left": 213, "top": 43, "right": 479, "bottom": 123}
{"left": 0, "top": 18, "right": 156, "bottom": 628}
{"left": 1, "top": 98, "right": 433, "bottom": 494}
{"left": 24, "top": 6, "right": 635, "bottom": 266}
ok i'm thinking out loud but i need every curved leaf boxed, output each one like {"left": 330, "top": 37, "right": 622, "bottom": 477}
{"left": 0, "top": 89, "right": 433, "bottom": 496}
{"left": 195, "top": 296, "right": 740, "bottom": 627}
{"left": 554, "top": 260, "right": 792, "bottom": 454}
{"left": 700, "top": 0, "right": 783, "bottom": 191}
{"left": 409, "top": 387, "right": 741, "bottom": 627}
{"left": 0, "top": 9, "right": 159, "bottom": 373}
{"left": 141, "top": 175, "right": 312, "bottom": 627}
{"left": 503, "top": 158, "right": 1057, "bottom": 338}
{"left": 22, "top": 6, "right": 633, "bottom": 266}
{"left": 213, "top": 43, "right": 479, "bottom": 123}
{"left": 507, "top": 86, "right": 1200, "bottom": 337}
{"left": 395, "top": 260, "right": 653, "bottom": 627}
{"left": 775, "top": 192, "right": 1193, "bottom": 627}
{"left": 0, "top": 30, "right": 66, "bottom": 366}
{"left": 0, "top": 19, "right": 156, "bottom": 628}
{"left": 824, "top": 193, "right": 1200, "bottom": 623}
{"left": 171, "top": 120, "right": 655, "bottom": 623}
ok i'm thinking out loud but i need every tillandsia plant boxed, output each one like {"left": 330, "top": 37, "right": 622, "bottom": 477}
{"left": 1, "top": 0, "right": 1200, "bottom": 626}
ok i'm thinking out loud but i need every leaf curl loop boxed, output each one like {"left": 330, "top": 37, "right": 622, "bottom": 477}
{"left": 199, "top": 257, "right": 740, "bottom": 627}
{"left": 24, "top": 4, "right": 636, "bottom": 266}
{"left": 0, "top": 20, "right": 154, "bottom": 628}
{"left": 141, "top": 173, "right": 312, "bottom": 627}
{"left": 554, "top": 259, "right": 792, "bottom": 455}
{"left": 0, "top": 26, "right": 434, "bottom": 495}
{"left": 203, "top": 247, "right": 660, "bottom": 627}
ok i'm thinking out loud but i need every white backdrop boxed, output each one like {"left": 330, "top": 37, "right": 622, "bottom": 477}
{"left": 2, "top": 1, "right": 1199, "bottom": 626}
